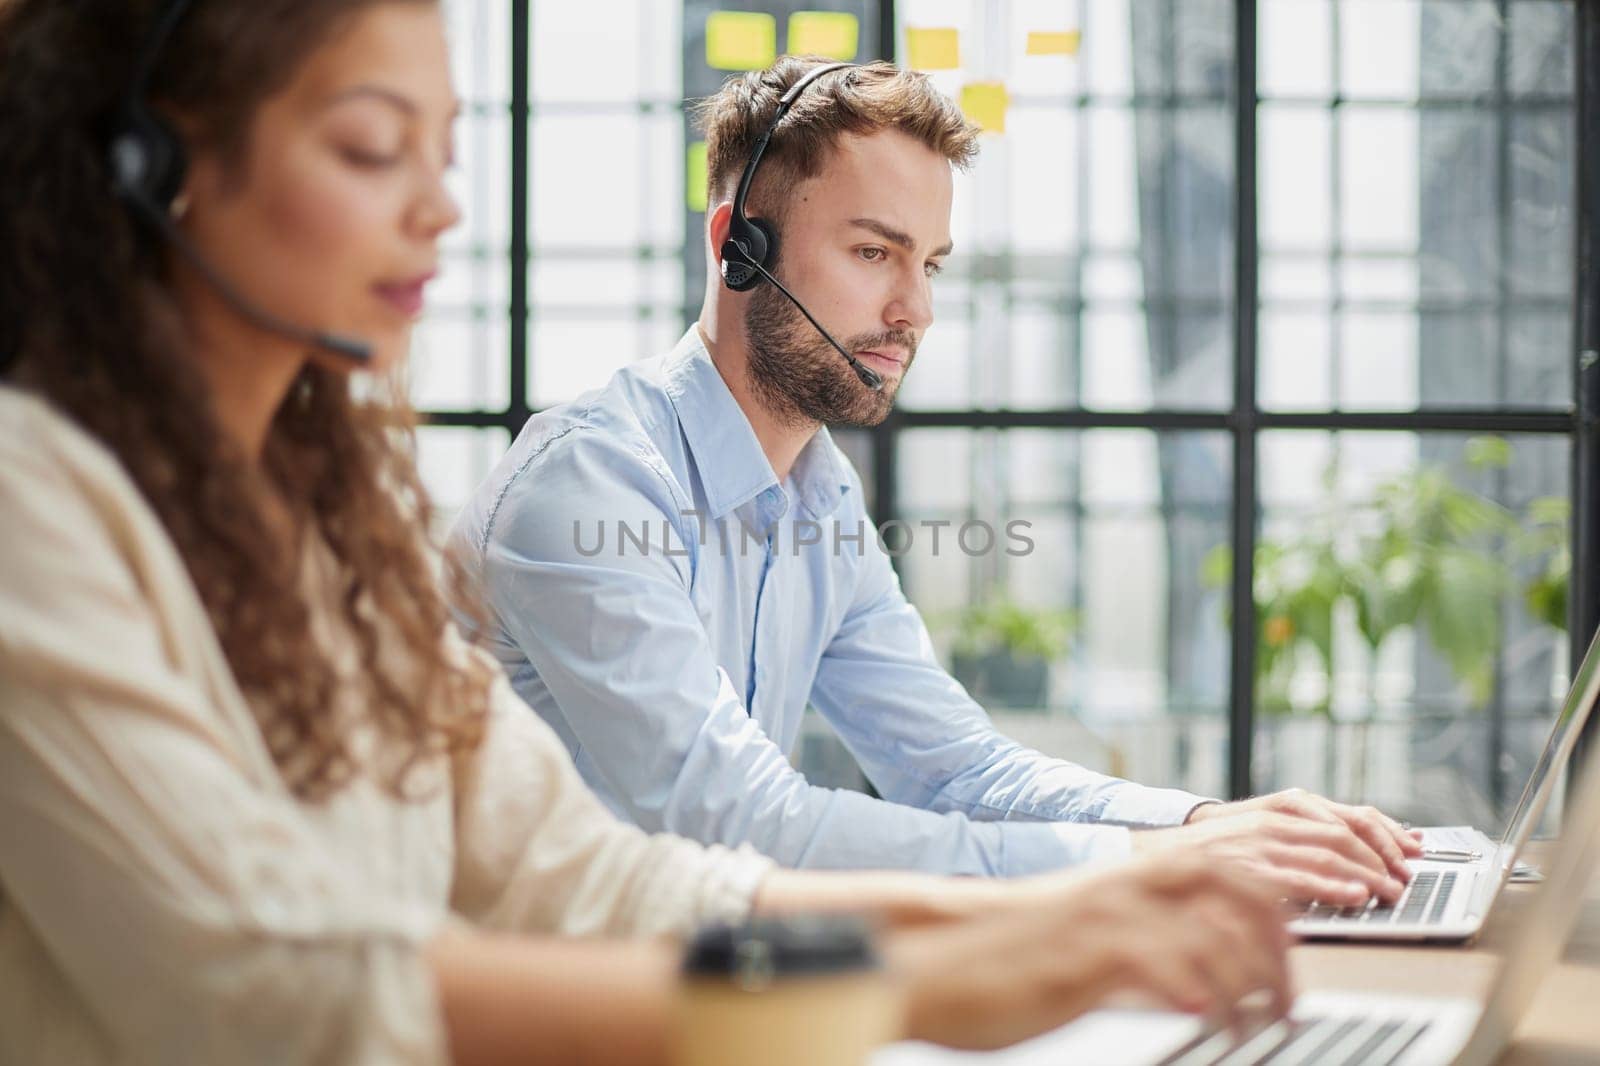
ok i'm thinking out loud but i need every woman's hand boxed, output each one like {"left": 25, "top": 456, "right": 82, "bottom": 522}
{"left": 882, "top": 851, "right": 1293, "bottom": 1051}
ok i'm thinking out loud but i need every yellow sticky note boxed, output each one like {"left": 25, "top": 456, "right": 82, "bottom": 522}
{"left": 788, "top": 11, "right": 859, "bottom": 61}
{"left": 906, "top": 27, "right": 960, "bottom": 70}
{"left": 705, "top": 11, "right": 777, "bottom": 71}
{"left": 686, "top": 141, "right": 708, "bottom": 213}
{"left": 960, "top": 81, "right": 1008, "bottom": 133}
{"left": 1026, "top": 29, "right": 1081, "bottom": 56}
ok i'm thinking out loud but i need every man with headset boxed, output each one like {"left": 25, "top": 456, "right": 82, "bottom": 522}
{"left": 449, "top": 58, "right": 1420, "bottom": 901}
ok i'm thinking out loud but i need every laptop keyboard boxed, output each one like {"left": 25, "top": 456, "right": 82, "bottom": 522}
{"left": 1296, "top": 869, "right": 1458, "bottom": 926}
{"left": 1155, "top": 1013, "right": 1432, "bottom": 1065}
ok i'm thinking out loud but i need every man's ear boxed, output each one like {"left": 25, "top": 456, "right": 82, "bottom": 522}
{"left": 707, "top": 200, "right": 735, "bottom": 266}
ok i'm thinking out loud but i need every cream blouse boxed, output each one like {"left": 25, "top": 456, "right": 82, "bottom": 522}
{"left": 0, "top": 387, "right": 775, "bottom": 1064}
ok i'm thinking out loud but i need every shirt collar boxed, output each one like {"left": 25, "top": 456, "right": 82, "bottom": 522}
{"left": 663, "top": 327, "right": 853, "bottom": 522}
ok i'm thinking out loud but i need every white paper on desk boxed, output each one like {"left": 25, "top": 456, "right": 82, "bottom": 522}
{"left": 870, "top": 1011, "right": 1203, "bottom": 1066}
{"left": 1420, "top": 825, "right": 1494, "bottom": 851}
{"left": 1421, "top": 825, "right": 1543, "bottom": 878}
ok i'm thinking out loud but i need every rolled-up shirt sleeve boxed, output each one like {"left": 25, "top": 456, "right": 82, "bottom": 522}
{"left": 0, "top": 443, "right": 448, "bottom": 1065}
{"left": 809, "top": 493, "right": 1215, "bottom": 859}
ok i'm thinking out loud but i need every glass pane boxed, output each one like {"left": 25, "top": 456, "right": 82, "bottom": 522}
{"left": 1509, "top": 111, "right": 1575, "bottom": 300}
{"left": 421, "top": 2, "right": 514, "bottom": 421}
{"left": 532, "top": 0, "right": 681, "bottom": 104}
{"left": 896, "top": 290, "right": 974, "bottom": 409}
{"left": 1172, "top": 0, "right": 1233, "bottom": 99}
{"left": 1008, "top": 304, "right": 1080, "bottom": 408}
{"left": 1005, "top": 0, "right": 1086, "bottom": 98}
{"left": 1341, "top": 109, "right": 1420, "bottom": 251}
{"left": 417, "top": 426, "right": 512, "bottom": 534}
{"left": 896, "top": 1, "right": 1234, "bottom": 414}
{"left": 1083, "top": 0, "right": 1134, "bottom": 98}
{"left": 530, "top": 118, "right": 681, "bottom": 252}
{"left": 442, "top": 117, "right": 509, "bottom": 259}
{"left": 1260, "top": 0, "right": 1332, "bottom": 99}
{"left": 432, "top": 249, "right": 511, "bottom": 311}
{"left": 1419, "top": 113, "right": 1499, "bottom": 300}
{"left": 1086, "top": 106, "right": 1140, "bottom": 248}
{"left": 1260, "top": 107, "right": 1332, "bottom": 250}
{"left": 524, "top": 4, "right": 695, "bottom": 414}
{"left": 1259, "top": 0, "right": 1575, "bottom": 413}
{"left": 445, "top": 0, "right": 511, "bottom": 104}
{"left": 1081, "top": 308, "right": 1149, "bottom": 407}
{"left": 896, "top": 428, "right": 1233, "bottom": 800}
{"left": 1339, "top": 1, "right": 1421, "bottom": 101}
{"left": 531, "top": 114, "right": 653, "bottom": 250}
{"left": 1255, "top": 431, "right": 1571, "bottom": 832}
{"left": 1509, "top": 1, "right": 1574, "bottom": 96}
{"left": 1259, "top": 309, "right": 1333, "bottom": 411}
{"left": 529, "top": 315, "right": 675, "bottom": 407}
{"left": 531, "top": 258, "right": 684, "bottom": 311}
{"left": 1506, "top": 310, "right": 1571, "bottom": 407}
{"left": 409, "top": 310, "right": 510, "bottom": 411}
{"left": 1007, "top": 108, "right": 1079, "bottom": 253}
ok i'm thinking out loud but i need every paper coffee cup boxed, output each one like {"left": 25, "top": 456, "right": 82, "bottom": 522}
{"left": 675, "top": 916, "right": 904, "bottom": 1066}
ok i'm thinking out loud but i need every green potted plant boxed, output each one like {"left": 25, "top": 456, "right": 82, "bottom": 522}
{"left": 1518, "top": 495, "right": 1570, "bottom": 634}
{"left": 1359, "top": 438, "right": 1513, "bottom": 705}
{"left": 946, "top": 598, "right": 1077, "bottom": 709}
{"left": 1203, "top": 437, "right": 1522, "bottom": 795}
{"left": 1206, "top": 437, "right": 1517, "bottom": 717}
{"left": 1341, "top": 439, "right": 1515, "bottom": 793}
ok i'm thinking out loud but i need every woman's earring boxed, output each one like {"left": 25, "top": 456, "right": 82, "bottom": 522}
{"left": 168, "top": 191, "right": 191, "bottom": 221}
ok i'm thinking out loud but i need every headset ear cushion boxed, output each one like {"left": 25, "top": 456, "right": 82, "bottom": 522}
{"left": 145, "top": 110, "right": 189, "bottom": 210}
{"left": 745, "top": 217, "right": 777, "bottom": 269}
{"left": 108, "top": 106, "right": 188, "bottom": 213}
{"left": 719, "top": 236, "right": 754, "bottom": 291}
{"left": 720, "top": 216, "right": 777, "bottom": 292}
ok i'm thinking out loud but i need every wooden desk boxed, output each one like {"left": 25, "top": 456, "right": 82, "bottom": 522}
{"left": 1293, "top": 844, "right": 1600, "bottom": 1064}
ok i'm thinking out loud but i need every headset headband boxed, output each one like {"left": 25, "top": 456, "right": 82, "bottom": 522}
{"left": 127, "top": 0, "right": 196, "bottom": 103}
{"left": 728, "top": 62, "right": 855, "bottom": 233}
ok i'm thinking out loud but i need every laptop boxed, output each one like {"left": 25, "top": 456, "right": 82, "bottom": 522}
{"left": 1289, "top": 626, "right": 1600, "bottom": 942}
{"left": 871, "top": 707, "right": 1600, "bottom": 1066}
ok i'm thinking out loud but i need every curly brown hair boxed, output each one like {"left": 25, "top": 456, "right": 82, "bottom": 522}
{"left": 0, "top": 0, "right": 489, "bottom": 801}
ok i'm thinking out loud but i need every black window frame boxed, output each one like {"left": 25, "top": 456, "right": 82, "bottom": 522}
{"left": 424, "top": 0, "right": 1598, "bottom": 802}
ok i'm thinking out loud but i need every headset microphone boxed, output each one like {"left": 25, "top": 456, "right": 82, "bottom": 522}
{"left": 719, "top": 61, "right": 883, "bottom": 393}
{"left": 115, "top": 175, "right": 374, "bottom": 364}
{"left": 108, "top": 0, "right": 373, "bottom": 366}
{"left": 737, "top": 255, "right": 883, "bottom": 390}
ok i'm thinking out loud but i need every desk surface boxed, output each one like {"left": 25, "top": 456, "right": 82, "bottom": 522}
{"left": 1294, "top": 842, "right": 1600, "bottom": 1064}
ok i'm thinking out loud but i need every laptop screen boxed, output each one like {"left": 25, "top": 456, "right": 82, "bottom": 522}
{"left": 1454, "top": 679, "right": 1600, "bottom": 1066}
{"left": 1493, "top": 626, "right": 1600, "bottom": 872}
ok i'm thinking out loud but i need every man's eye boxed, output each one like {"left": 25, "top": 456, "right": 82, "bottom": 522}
{"left": 925, "top": 261, "right": 945, "bottom": 278}
{"left": 858, "top": 246, "right": 886, "bottom": 262}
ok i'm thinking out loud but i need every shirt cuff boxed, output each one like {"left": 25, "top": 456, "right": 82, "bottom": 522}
{"left": 682, "top": 842, "right": 778, "bottom": 930}
{"left": 1051, "top": 822, "right": 1134, "bottom": 864}
{"left": 994, "top": 821, "right": 1134, "bottom": 874}
{"left": 1096, "top": 784, "right": 1221, "bottom": 829}
{"left": 1180, "top": 798, "right": 1225, "bottom": 824}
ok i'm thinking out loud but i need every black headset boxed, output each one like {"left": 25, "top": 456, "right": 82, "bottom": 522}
{"left": 723, "top": 61, "right": 851, "bottom": 291}
{"left": 719, "top": 62, "right": 853, "bottom": 292}
{"left": 107, "top": 0, "right": 373, "bottom": 364}
{"left": 718, "top": 62, "right": 883, "bottom": 391}
{"left": 107, "top": 0, "right": 194, "bottom": 223}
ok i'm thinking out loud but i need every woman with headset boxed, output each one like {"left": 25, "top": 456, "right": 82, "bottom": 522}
{"left": 0, "top": 1, "right": 1291, "bottom": 1062}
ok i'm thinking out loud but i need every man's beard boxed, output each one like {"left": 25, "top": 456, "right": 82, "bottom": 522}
{"left": 742, "top": 279, "right": 917, "bottom": 429}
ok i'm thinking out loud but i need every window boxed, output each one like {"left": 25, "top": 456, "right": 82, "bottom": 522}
{"left": 422, "top": 1, "right": 1593, "bottom": 827}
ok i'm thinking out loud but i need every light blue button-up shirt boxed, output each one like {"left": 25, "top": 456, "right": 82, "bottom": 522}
{"left": 449, "top": 328, "right": 1212, "bottom": 876}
